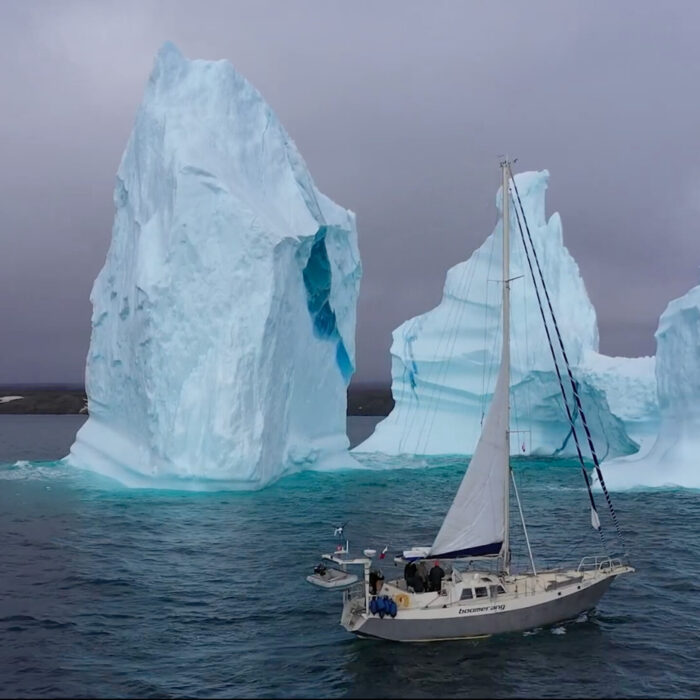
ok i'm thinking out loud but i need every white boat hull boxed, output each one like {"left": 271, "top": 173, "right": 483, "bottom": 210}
{"left": 341, "top": 565, "right": 631, "bottom": 642}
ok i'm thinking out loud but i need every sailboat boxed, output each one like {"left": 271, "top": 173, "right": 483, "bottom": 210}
{"left": 307, "top": 160, "right": 633, "bottom": 642}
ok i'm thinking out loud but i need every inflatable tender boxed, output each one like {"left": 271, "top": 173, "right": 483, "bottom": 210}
{"left": 306, "top": 563, "right": 358, "bottom": 590}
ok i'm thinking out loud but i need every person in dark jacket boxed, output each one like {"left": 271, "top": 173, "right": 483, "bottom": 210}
{"left": 369, "top": 569, "right": 385, "bottom": 595}
{"left": 404, "top": 561, "right": 417, "bottom": 587}
{"left": 410, "top": 573, "right": 425, "bottom": 593}
{"left": 428, "top": 560, "right": 445, "bottom": 592}
{"left": 404, "top": 561, "right": 426, "bottom": 592}
{"left": 416, "top": 560, "right": 429, "bottom": 590}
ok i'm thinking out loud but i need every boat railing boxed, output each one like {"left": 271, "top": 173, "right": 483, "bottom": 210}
{"left": 576, "top": 556, "right": 623, "bottom": 573}
{"left": 344, "top": 582, "right": 366, "bottom": 608}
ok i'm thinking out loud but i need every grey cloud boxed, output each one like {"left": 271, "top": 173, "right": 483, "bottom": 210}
{"left": 1, "top": 0, "right": 699, "bottom": 384}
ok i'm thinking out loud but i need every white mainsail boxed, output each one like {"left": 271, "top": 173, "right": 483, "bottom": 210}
{"left": 430, "top": 164, "right": 511, "bottom": 560}
{"left": 429, "top": 352, "right": 509, "bottom": 558}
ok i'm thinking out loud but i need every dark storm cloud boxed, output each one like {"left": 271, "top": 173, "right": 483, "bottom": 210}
{"left": 1, "top": 0, "right": 699, "bottom": 384}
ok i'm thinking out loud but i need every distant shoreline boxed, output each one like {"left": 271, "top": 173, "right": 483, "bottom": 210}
{"left": 0, "top": 384, "right": 394, "bottom": 417}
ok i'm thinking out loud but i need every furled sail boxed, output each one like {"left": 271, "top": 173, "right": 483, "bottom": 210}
{"left": 429, "top": 349, "right": 509, "bottom": 559}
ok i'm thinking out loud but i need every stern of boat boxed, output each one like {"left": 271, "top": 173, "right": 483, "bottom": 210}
{"left": 341, "top": 582, "right": 368, "bottom": 633}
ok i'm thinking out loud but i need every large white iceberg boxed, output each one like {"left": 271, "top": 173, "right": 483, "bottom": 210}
{"left": 603, "top": 284, "right": 700, "bottom": 489}
{"left": 68, "top": 42, "right": 362, "bottom": 490}
{"left": 355, "top": 170, "right": 650, "bottom": 459}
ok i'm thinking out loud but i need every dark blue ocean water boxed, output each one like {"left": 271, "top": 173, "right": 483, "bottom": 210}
{"left": 1, "top": 415, "right": 699, "bottom": 698}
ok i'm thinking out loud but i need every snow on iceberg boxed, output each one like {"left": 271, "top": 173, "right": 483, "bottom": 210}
{"left": 67, "top": 42, "right": 362, "bottom": 490}
{"left": 603, "top": 284, "right": 700, "bottom": 490}
{"left": 355, "top": 170, "right": 644, "bottom": 459}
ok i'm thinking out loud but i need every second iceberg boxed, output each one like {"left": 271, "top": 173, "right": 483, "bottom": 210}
{"left": 355, "top": 170, "right": 653, "bottom": 459}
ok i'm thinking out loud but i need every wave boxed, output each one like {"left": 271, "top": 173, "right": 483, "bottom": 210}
{"left": 0, "top": 459, "right": 73, "bottom": 482}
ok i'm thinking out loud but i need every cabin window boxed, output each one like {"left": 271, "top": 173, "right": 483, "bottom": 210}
{"left": 475, "top": 587, "right": 488, "bottom": 598}
{"left": 460, "top": 588, "right": 474, "bottom": 600}
{"left": 497, "top": 585, "right": 506, "bottom": 594}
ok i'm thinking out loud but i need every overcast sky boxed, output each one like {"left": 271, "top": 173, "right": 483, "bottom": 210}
{"left": 2, "top": 0, "right": 699, "bottom": 386}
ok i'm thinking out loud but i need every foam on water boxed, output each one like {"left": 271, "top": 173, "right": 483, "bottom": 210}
{"left": 1, "top": 459, "right": 73, "bottom": 482}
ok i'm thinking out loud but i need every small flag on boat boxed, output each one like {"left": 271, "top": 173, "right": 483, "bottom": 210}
{"left": 591, "top": 506, "right": 601, "bottom": 530}
{"left": 379, "top": 546, "right": 388, "bottom": 559}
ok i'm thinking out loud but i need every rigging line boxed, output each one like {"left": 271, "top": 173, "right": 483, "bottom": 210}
{"left": 423, "top": 205, "right": 505, "bottom": 456}
{"left": 474, "top": 191, "right": 508, "bottom": 437}
{"left": 415, "top": 252, "right": 480, "bottom": 456}
{"left": 480, "top": 228, "right": 499, "bottom": 422}
{"left": 418, "top": 280, "right": 477, "bottom": 456}
{"left": 511, "top": 188, "right": 606, "bottom": 550}
{"left": 517, "top": 220, "right": 533, "bottom": 453}
{"left": 477, "top": 285, "right": 503, "bottom": 450}
{"left": 514, "top": 468, "right": 536, "bottom": 563}
{"left": 511, "top": 470, "right": 536, "bottom": 575}
{"left": 410, "top": 292, "right": 461, "bottom": 455}
{"left": 508, "top": 183, "right": 607, "bottom": 552}
{"left": 401, "top": 316, "right": 427, "bottom": 455}
{"left": 404, "top": 241, "right": 480, "bottom": 456}
{"left": 397, "top": 317, "right": 422, "bottom": 454}
{"left": 509, "top": 232, "right": 531, "bottom": 451}
{"left": 399, "top": 312, "right": 443, "bottom": 454}
{"left": 481, "top": 270, "right": 503, "bottom": 433}
{"left": 508, "top": 168, "right": 625, "bottom": 553}
{"left": 477, "top": 219, "right": 505, "bottom": 441}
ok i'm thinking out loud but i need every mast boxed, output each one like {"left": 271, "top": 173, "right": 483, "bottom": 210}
{"left": 428, "top": 161, "right": 517, "bottom": 563}
{"left": 501, "top": 160, "right": 511, "bottom": 574}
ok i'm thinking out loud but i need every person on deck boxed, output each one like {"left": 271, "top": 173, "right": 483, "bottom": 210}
{"left": 404, "top": 561, "right": 426, "bottom": 592}
{"left": 410, "top": 572, "right": 425, "bottom": 593}
{"left": 428, "top": 560, "right": 445, "bottom": 592}
{"left": 403, "top": 561, "right": 415, "bottom": 581}
{"left": 416, "top": 560, "right": 429, "bottom": 591}
{"left": 404, "top": 561, "right": 416, "bottom": 588}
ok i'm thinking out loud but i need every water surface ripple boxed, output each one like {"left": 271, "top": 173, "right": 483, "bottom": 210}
{"left": 0, "top": 416, "right": 698, "bottom": 698}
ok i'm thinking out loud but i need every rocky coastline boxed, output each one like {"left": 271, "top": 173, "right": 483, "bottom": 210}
{"left": 0, "top": 384, "right": 393, "bottom": 417}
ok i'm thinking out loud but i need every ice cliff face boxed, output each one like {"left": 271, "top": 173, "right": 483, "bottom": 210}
{"left": 603, "top": 285, "right": 700, "bottom": 489}
{"left": 68, "top": 42, "right": 361, "bottom": 490}
{"left": 578, "top": 351, "right": 658, "bottom": 448}
{"left": 355, "top": 170, "right": 646, "bottom": 459}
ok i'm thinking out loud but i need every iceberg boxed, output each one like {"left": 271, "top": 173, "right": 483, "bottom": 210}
{"left": 355, "top": 170, "right": 647, "bottom": 459}
{"left": 67, "top": 42, "right": 362, "bottom": 490}
{"left": 578, "top": 351, "right": 658, "bottom": 450}
{"left": 603, "top": 284, "right": 700, "bottom": 490}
